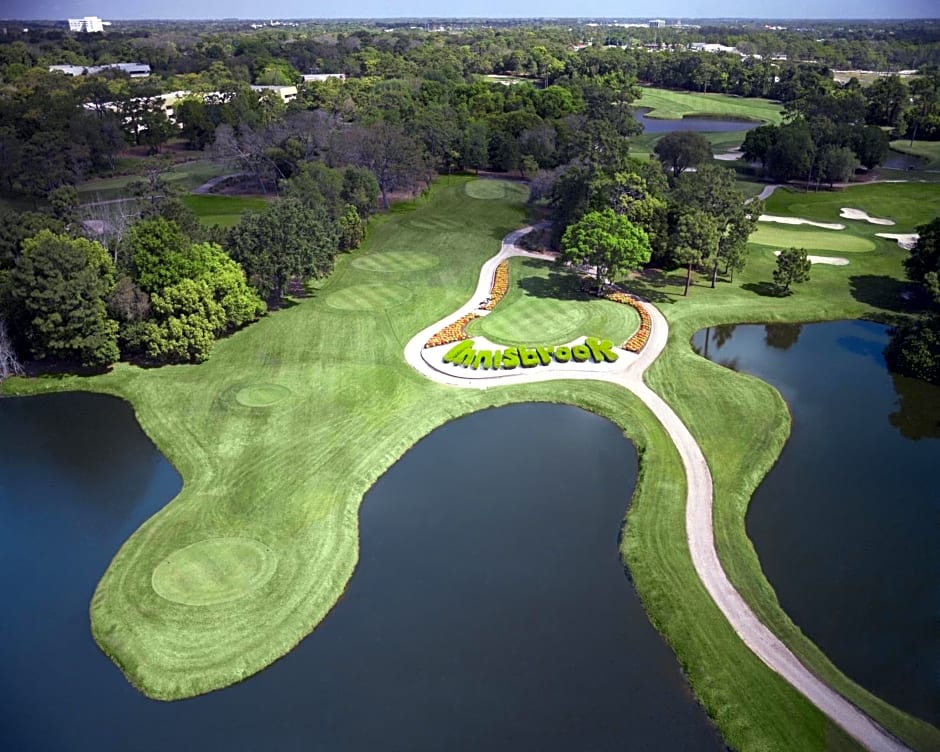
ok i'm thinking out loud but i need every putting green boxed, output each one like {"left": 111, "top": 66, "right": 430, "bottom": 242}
{"left": 750, "top": 226, "right": 876, "bottom": 253}
{"left": 352, "top": 251, "right": 439, "bottom": 273}
{"left": 464, "top": 180, "right": 508, "bottom": 199}
{"left": 235, "top": 384, "right": 292, "bottom": 408}
{"left": 152, "top": 538, "right": 278, "bottom": 606}
{"left": 325, "top": 284, "right": 412, "bottom": 311}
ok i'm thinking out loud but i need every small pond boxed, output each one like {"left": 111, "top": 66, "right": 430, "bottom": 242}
{"left": 0, "top": 395, "right": 722, "bottom": 751}
{"left": 880, "top": 150, "right": 928, "bottom": 171}
{"left": 635, "top": 108, "right": 762, "bottom": 134}
{"left": 692, "top": 320, "right": 939, "bottom": 726}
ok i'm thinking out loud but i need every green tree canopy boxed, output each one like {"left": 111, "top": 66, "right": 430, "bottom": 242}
{"left": 773, "top": 248, "right": 812, "bottom": 295}
{"left": 228, "top": 198, "right": 339, "bottom": 304}
{"left": 560, "top": 208, "right": 651, "bottom": 294}
{"left": 654, "top": 130, "right": 713, "bottom": 179}
{"left": 11, "top": 230, "right": 118, "bottom": 367}
{"left": 669, "top": 209, "right": 720, "bottom": 297}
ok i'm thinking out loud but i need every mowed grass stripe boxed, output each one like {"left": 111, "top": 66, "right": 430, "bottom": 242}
{"left": 750, "top": 225, "right": 877, "bottom": 253}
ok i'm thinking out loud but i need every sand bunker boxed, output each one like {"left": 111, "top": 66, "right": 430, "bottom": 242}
{"left": 714, "top": 149, "right": 742, "bottom": 162}
{"left": 759, "top": 215, "right": 845, "bottom": 230}
{"left": 773, "top": 250, "right": 849, "bottom": 266}
{"left": 876, "top": 233, "right": 920, "bottom": 250}
{"left": 839, "top": 208, "right": 895, "bottom": 226}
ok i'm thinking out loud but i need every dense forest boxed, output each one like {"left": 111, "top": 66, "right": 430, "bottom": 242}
{"left": 0, "top": 18, "right": 937, "bottom": 380}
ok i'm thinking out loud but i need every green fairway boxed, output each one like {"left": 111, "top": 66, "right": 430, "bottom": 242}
{"left": 765, "top": 183, "right": 937, "bottom": 231}
{"left": 464, "top": 179, "right": 513, "bottom": 199}
{"left": 749, "top": 225, "right": 877, "bottom": 253}
{"left": 78, "top": 160, "right": 230, "bottom": 203}
{"left": 182, "top": 195, "right": 271, "bottom": 227}
{"left": 6, "top": 178, "right": 939, "bottom": 751}
{"left": 466, "top": 258, "right": 639, "bottom": 346}
{"left": 634, "top": 87, "right": 784, "bottom": 124}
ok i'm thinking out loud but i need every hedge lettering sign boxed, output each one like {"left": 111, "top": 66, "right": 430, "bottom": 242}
{"left": 442, "top": 337, "right": 618, "bottom": 370}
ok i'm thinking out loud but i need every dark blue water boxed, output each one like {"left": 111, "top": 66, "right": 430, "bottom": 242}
{"left": 693, "top": 320, "right": 939, "bottom": 726}
{"left": 635, "top": 108, "right": 762, "bottom": 134}
{"left": 0, "top": 395, "right": 721, "bottom": 751}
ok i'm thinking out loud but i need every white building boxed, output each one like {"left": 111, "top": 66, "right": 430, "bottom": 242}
{"left": 301, "top": 73, "right": 347, "bottom": 83}
{"left": 68, "top": 17, "right": 109, "bottom": 33}
{"left": 50, "top": 62, "right": 150, "bottom": 77}
{"left": 649, "top": 19, "right": 666, "bottom": 28}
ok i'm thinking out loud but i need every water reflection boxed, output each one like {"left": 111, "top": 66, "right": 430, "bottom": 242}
{"left": 691, "top": 320, "right": 939, "bottom": 724}
{"left": 764, "top": 323, "right": 802, "bottom": 351}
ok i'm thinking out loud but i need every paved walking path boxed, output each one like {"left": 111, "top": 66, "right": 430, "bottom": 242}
{"left": 402, "top": 225, "right": 909, "bottom": 752}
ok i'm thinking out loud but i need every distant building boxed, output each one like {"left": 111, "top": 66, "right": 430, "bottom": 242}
{"left": 50, "top": 62, "right": 151, "bottom": 78}
{"left": 301, "top": 73, "right": 347, "bottom": 83}
{"left": 249, "top": 85, "right": 298, "bottom": 103}
{"left": 649, "top": 19, "right": 666, "bottom": 28}
{"left": 68, "top": 17, "right": 109, "bottom": 33}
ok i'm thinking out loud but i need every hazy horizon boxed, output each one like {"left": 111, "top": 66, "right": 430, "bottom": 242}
{"left": 2, "top": 0, "right": 937, "bottom": 21}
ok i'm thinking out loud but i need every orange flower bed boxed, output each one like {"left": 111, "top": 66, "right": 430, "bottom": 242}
{"left": 480, "top": 261, "right": 510, "bottom": 310}
{"left": 605, "top": 291, "right": 652, "bottom": 352}
{"left": 424, "top": 312, "right": 480, "bottom": 349}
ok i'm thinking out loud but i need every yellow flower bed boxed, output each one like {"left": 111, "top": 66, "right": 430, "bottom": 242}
{"left": 605, "top": 291, "right": 652, "bottom": 353}
{"left": 424, "top": 312, "right": 480, "bottom": 349}
{"left": 480, "top": 261, "right": 510, "bottom": 310}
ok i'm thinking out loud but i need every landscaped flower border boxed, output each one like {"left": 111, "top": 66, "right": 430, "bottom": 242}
{"left": 605, "top": 291, "right": 652, "bottom": 352}
{"left": 480, "top": 260, "right": 510, "bottom": 310}
{"left": 424, "top": 312, "right": 480, "bottom": 349}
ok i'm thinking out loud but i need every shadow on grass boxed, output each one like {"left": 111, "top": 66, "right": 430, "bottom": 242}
{"left": 741, "top": 281, "right": 783, "bottom": 297}
{"left": 848, "top": 275, "right": 919, "bottom": 314}
{"left": 622, "top": 269, "right": 688, "bottom": 305}
{"left": 517, "top": 263, "right": 589, "bottom": 301}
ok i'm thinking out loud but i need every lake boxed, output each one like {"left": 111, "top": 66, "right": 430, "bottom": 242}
{"left": 0, "top": 395, "right": 721, "bottom": 751}
{"left": 635, "top": 108, "right": 762, "bottom": 134}
{"left": 692, "top": 320, "right": 939, "bottom": 726}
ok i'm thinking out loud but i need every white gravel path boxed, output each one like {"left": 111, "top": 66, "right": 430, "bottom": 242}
{"left": 401, "top": 225, "right": 910, "bottom": 752}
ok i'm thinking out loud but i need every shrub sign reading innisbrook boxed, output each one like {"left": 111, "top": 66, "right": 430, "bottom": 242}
{"left": 443, "top": 337, "right": 619, "bottom": 370}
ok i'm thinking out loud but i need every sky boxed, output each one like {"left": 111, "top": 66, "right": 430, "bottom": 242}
{"left": 1, "top": 0, "right": 937, "bottom": 20}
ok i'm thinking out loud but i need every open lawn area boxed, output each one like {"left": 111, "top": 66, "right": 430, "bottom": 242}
{"left": 182, "top": 194, "right": 271, "bottom": 227}
{"left": 5, "top": 178, "right": 938, "bottom": 752}
{"left": 77, "top": 160, "right": 230, "bottom": 203}
{"left": 466, "top": 257, "right": 640, "bottom": 347}
{"left": 634, "top": 86, "right": 784, "bottom": 123}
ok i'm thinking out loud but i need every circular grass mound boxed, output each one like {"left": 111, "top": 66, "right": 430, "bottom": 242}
{"left": 234, "top": 383, "right": 292, "bottom": 408}
{"left": 325, "top": 284, "right": 412, "bottom": 311}
{"left": 464, "top": 180, "right": 507, "bottom": 200}
{"left": 152, "top": 538, "right": 278, "bottom": 607}
{"left": 352, "top": 251, "right": 439, "bottom": 274}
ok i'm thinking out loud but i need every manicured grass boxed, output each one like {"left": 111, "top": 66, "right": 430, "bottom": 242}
{"left": 182, "top": 195, "right": 271, "bottom": 227}
{"left": 634, "top": 86, "right": 784, "bottom": 124}
{"left": 466, "top": 257, "right": 639, "bottom": 347}
{"left": 78, "top": 160, "right": 230, "bottom": 203}
{"left": 5, "top": 178, "right": 938, "bottom": 751}
{"left": 749, "top": 225, "right": 877, "bottom": 253}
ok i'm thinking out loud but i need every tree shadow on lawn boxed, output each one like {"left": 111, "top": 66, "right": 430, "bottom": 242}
{"left": 741, "top": 281, "right": 784, "bottom": 297}
{"left": 621, "top": 268, "right": 686, "bottom": 305}
{"left": 517, "top": 262, "right": 590, "bottom": 301}
{"left": 849, "top": 274, "right": 921, "bottom": 314}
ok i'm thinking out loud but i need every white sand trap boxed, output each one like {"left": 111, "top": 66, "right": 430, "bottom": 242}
{"left": 714, "top": 149, "right": 742, "bottom": 162}
{"left": 773, "top": 250, "right": 849, "bottom": 266}
{"left": 839, "top": 208, "right": 895, "bottom": 226}
{"left": 759, "top": 214, "right": 845, "bottom": 230}
{"left": 876, "top": 232, "right": 919, "bottom": 250}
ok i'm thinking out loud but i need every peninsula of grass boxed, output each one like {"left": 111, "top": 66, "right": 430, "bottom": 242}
{"left": 634, "top": 86, "right": 784, "bottom": 124}
{"left": 465, "top": 257, "right": 640, "bottom": 347}
{"left": 5, "top": 178, "right": 938, "bottom": 751}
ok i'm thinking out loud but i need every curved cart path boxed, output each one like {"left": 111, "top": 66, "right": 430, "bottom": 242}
{"left": 402, "top": 225, "right": 909, "bottom": 752}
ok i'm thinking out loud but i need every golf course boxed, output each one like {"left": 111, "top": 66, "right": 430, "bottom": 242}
{"left": 5, "top": 177, "right": 939, "bottom": 752}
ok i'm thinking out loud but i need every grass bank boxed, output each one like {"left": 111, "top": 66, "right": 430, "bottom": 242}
{"left": 182, "top": 194, "right": 271, "bottom": 227}
{"left": 4, "top": 177, "right": 937, "bottom": 750}
{"left": 634, "top": 86, "right": 784, "bottom": 124}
